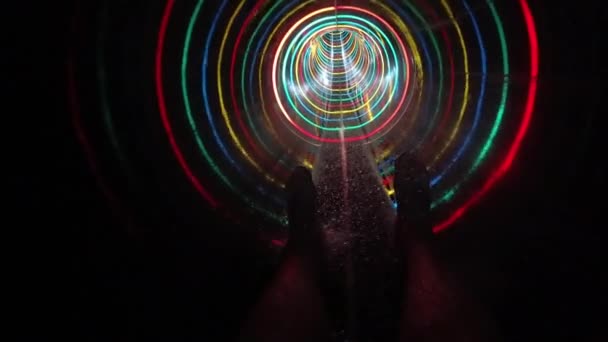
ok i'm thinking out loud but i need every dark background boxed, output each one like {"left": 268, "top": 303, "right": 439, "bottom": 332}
{"left": 15, "top": 0, "right": 606, "bottom": 340}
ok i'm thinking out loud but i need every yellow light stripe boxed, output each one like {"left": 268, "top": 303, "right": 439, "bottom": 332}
{"left": 365, "top": 92, "right": 373, "bottom": 121}
{"left": 302, "top": 159, "right": 314, "bottom": 169}
{"left": 372, "top": 0, "right": 425, "bottom": 154}
{"left": 258, "top": 1, "right": 316, "bottom": 147}
{"left": 217, "top": 0, "right": 278, "bottom": 184}
{"left": 432, "top": 0, "right": 470, "bottom": 165}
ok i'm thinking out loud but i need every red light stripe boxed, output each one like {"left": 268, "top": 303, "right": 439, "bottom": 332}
{"left": 433, "top": 0, "right": 539, "bottom": 233}
{"left": 155, "top": 0, "right": 218, "bottom": 207}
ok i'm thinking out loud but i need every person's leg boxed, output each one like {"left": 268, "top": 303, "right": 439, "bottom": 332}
{"left": 394, "top": 153, "right": 500, "bottom": 341}
{"left": 238, "top": 167, "right": 331, "bottom": 342}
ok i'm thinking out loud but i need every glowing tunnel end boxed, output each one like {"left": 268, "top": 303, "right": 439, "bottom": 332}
{"left": 84, "top": 0, "right": 541, "bottom": 234}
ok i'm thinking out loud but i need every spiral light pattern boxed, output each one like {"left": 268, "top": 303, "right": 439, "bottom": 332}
{"left": 69, "top": 0, "right": 539, "bottom": 233}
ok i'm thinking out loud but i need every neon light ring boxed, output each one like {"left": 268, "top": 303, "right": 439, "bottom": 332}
{"left": 68, "top": 0, "right": 539, "bottom": 235}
